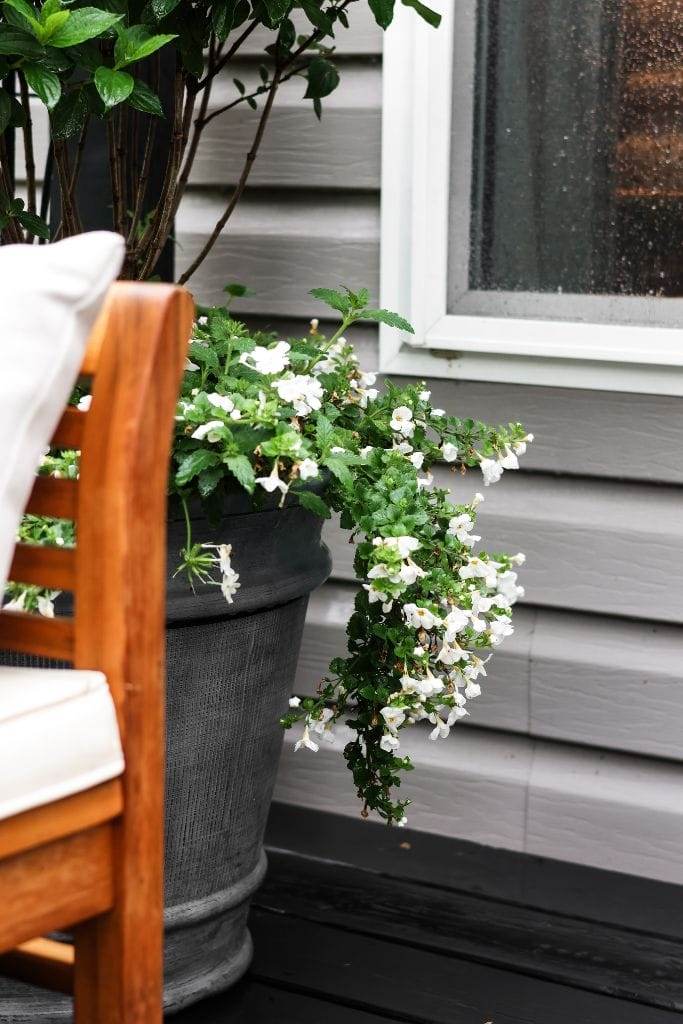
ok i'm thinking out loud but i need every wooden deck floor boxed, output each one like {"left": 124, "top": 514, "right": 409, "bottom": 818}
{"left": 173, "top": 805, "right": 683, "bottom": 1024}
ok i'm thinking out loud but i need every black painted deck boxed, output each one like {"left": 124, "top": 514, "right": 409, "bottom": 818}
{"left": 172, "top": 805, "right": 683, "bottom": 1024}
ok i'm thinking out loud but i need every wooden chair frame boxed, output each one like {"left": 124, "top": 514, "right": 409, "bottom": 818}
{"left": 0, "top": 282, "right": 193, "bottom": 1022}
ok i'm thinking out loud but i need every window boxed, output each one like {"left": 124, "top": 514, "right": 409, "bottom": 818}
{"left": 380, "top": 0, "right": 683, "bottom": 394}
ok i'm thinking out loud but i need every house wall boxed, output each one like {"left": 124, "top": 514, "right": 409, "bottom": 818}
{"left": 191, "top": 16, "right": 683, "bottom": 885}
{"left": 21, "top": 16, "right": 682, "bottom": 883}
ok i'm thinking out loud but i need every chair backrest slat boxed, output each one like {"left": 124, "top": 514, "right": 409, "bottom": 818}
{"left": 51, "top": 408, "right": 86, "bottom": 450}
{"left": 0, "top": 611, "right": 74, "bottom": 660}
{"left": 8, "top": 545, "right": 76, "bottom": 591}
{"left": 25, "top": 478, "right": 78, "bottom": 521}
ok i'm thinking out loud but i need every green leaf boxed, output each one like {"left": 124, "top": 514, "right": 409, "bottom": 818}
{"left": 324, "top": 455, "right": 353, "bottom": 488}
{"left": 41, "top": 9, "right": 69, "bottom": 40}
{"left": 128, "top": 77, "right": 164, "bottom": 116}
{"left": 150, "top": 0, "right": 181, "bottom": 18}
{"left": 296, "top": 489, "right": 331, "bottom": 519}
{"left": 197, "top": 465, "right": 223, "bottom": 498}
{"left": 113, "top": 25, "right": 176, "bottom": 68}
{"left": 211, "top": 0, "right": 249, "bottom": 40}
{"left": 299, "top": 0, "right": 333, "bottom": 34}
{"left": 23, "top": 62, "right": 61, "bottom": 109}
{"left": 49, "top": 7, "right": 122, "bottom": 47}
{"left": 223, "top": 282, "right": 254, "bottom": 298}
{"left": 50, "top": 87, "right": 88, "bottom": 139}
{"left": 401, "top": 0, "right": 440, "bottom": 26}
{"left": 94, "top": 65, "right": 134, "bottom": 109}
{"left": 16, "top": 208, "right": 50, "bottom": 238}
{"left": 175, "top": 449, "right": 221, "bottom": 487}
{"left": 260, "top": 0, "right": 290, "bottom": 27}
{"left": 368, "top": 0, "right": 395, "bottom": 27}
{"left": 0, "top": 25, "right": 44, "bottom": 56}
{"left": 315, "top": 414, "right": 334, "bottom": 452}
{"left": 309, "top": 286, "right": 349, "bottom": 314}
{"left": 0, "top": 87, "right": 11, "bottom": 133}
{"left": 225, "top": 454, "right": 255, "bottom": 492}
{"left": 304, "top": 56, "right": 339, "bottom": 99}
{"left": 3, "top": 0, "right": 40, "bottom": 34}
{"left": 356, "top": 308, "right": 414, "bottom": 333}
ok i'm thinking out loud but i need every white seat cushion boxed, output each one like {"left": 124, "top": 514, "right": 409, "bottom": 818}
{"left": 0, "top": 232, "right": 124, "bottom": 596}
{"left": 0, "top": 666, "right": 124, "bottom": 822}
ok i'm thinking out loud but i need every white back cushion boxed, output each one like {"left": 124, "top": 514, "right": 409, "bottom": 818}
{"left": 0, "top": 232, "right": 124, "bottom": 597}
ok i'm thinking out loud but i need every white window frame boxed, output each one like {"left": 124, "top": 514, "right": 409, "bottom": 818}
{"left": 379, "top": 0, "right": 683, "bottom": 395}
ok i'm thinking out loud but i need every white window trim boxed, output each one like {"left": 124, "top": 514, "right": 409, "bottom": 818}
{"left": 379, "top": 1, "right": 683, "bottom": 396}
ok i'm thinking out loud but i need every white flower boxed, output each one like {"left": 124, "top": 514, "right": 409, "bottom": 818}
{"left": 206, "top": 393, "right": 233, "bottom": 413}
{"left": 459, "top": 557, "right": 501, "bottom": 589}
{"left": 330, "top": 445, "right": 346, "bottom": 454}
{"left": 511, "top": 552, "right": 526, "bottom": 566}
{"left": 398, "top": 559, "right": 427, "bottom": 585}
{"left": 3, "top": 592, "right": 26, "bottom": 612}
{"left": 392, "top": 440, "right": 413, "bottom": 455}
{"left": 418, "top": 389, "right": 431, "bottom": 401}
{"left": 416, "top": 472, "right": 433, "bottom": 490}
{"left": 310, "top": 318, "right": 319, "bottom": 332}
{"left": 402, "top": 603, "right": 441, "bottom": 630}
{"left": 499, "top": 445, "right": 519, "bottom": 471}
{"left": 496, "top": 570, "right": 524, "bottom": 605}
{"left": 390, "top": 405, "right": 415, "bottom": 438}
{"left": 446, "top": 706, "right": 468, "bottom": 726}
{"left": 444, "top": 606, "right": 469, "bottom": 637}
{"left": 375, "top": 535, "right": 420, "bottom": 559}
{"left": 380, "top": 733, "right": 400, "bottom": 752}
{"left": 448, "top": 513, "right": 478, "bottom": 546}
{"left": 309, "top": 707, "right": 334, "bottom": 735}
{"left": 436, "top": 642, "right": 468, "bottom": 666}
{"left": 488, "top": 616, "right": 514, "bottom": 646}
{"left": 417, "top": 668, "right": 445, "bottom": 697}
{"left": 363, "top": 583, "right": 391, "bottom": 608}
{"left": 472, "top": 492, "right": 485, "bottom": 507}
{"left": 512, "top": 432, "right": 534, "bottom": 455}
{"left": 289, "top": 696, "right": 301, "bottom": 707}
{"left": 197, "top": 315, "right": 208, "bottom": 326}
{"left": 273, "top": 374, "right": 324, "bottom": 416}
{"left": 77, "top": 394, "right": 92, "bottom": 412}
{"left": 464, "top": 681, "right": 481, "bottom": 699}
{"left": 431, "top": 408, "right": 445, "bottom": 417}
{"left": 480, "top": 458, "right": 504, "bottom": 486}
{"left": 381, "top": 706, "right": 406, "bottom": 731}
{"left": 441, "top": 442, "right": 458, "bottom": 463}
{"left": 429, "top": 716, "right": 450, "bottom": 741}
{"left": 191, "top": 420, "right": 225, "bottom": 441}
{"left": 400, "top": 673, "right": 421, "bottom": 695}
{"left": 255, "top": 462, "right": 289, "bottom": 495}
{"left": 397, "top": 816, "right": 408, "bottom": 827}
{"left": 294, "top": 725, "right": 319, "bottom": 752}
{"left": 413, "top": 645, "right": 425, "bottom": 656}
{"left": 185, "top": 358, "right": 200, "bottom": 372}
{"left": 220, "top": 567, "right": 241, "bottom": 603}
{"left": 240, "top": 340, "right": 290, "bottom": 375}
{"left": 360, "top": 446, "right": 374, "bottom": 457}
{"left": 299, "top": 458, "right": 319, "bottom": 480}
{"left": 409, "top": 451, "right": 425, "bottom": 470}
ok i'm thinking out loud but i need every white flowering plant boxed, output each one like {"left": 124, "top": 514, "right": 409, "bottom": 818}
{"left": 8, "top": 284, "right": 531, "bottom": 825}
{"left": 170, "top": 285, "right": 532, "bottom": 824}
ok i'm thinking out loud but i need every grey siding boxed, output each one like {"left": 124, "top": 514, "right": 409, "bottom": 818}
{"left": 229, "top": 25, "right": 683, "bottom": 883}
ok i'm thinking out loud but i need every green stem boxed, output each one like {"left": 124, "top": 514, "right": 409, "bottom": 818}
{"left": 306, "top": 315, "right": 356, "bottom": 374}
{"left": 180, "top": 493, "right": 192, "bottom": 552}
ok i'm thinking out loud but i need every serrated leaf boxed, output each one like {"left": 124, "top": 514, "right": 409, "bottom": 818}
{"left": 324, "top": 455, "right": 353, "bottom": 488}
{"left": 315, "top": 414, "right": 334, "bottom": 452}
{"left": 17, "top": 208, "right": 50, "bottom": 238}
{"left": 128, "top": 77, "right": 163, "bottom": 116}
{"left": 50, "top": 87, "right": 87, "bottom": 138}
{"left": 356, "top": 308, "right": 414, "bottom": 333}
{"left": 401, "top": 0, "right": 440, "bottom": 26}
{"left": 176, "top": 449, "right": 220, "bottom": 487}
{"left": 225, "top": 454, "right": 255, "bottom": 492}
{"left": 49, "top": 7, "right": 122, "bottom": 47}
{"left": 94, "top": 65, "right": 134, "bottom": 109}
{"left": 304, "top": 56, "right": 339, "bottom": 99}
{"left": 296, "top": 489, "right": 331, "bottom": 519}
{"left": 23, "top": 62, "right": 61, "bottom": 109}
{"left": 197, "top": 465, "right": 223, "bottom": 498}
{"left": 309, "top": 286, "right": 349, "bottom": 314}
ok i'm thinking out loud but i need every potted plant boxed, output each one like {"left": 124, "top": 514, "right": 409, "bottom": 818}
{"left": 0, "top": 0, "right": 531, "bottom": 1014}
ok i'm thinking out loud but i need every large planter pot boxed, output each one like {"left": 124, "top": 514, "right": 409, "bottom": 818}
{"left": 0, "top": 490, "right": 331, "bottom": 1019}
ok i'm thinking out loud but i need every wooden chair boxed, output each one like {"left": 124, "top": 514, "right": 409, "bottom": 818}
{"left": 0, "top": 282, "right": 193, "bottom": 1022}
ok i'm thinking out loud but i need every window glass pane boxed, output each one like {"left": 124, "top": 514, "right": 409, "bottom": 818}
{"left": 469, "top": 0, "right": 683, "bottom": 298}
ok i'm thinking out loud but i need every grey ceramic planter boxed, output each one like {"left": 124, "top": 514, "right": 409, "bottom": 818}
{"left": 0, "top": 491, "right": 331, "bottom": 1019}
